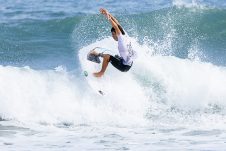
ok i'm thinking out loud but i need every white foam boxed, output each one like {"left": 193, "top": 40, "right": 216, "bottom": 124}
{"left": 138, "top": 56, "right": 226, "bottom": 110}
{"left": 0, "top": 37, "right": 226, "bottom": 127}
{"left": 0, "top": 66, "right": 82, "bottom": 124}
{"left": 78, "top": 37, "right": 226, "bottom": 126}
{"left": 0, "top": 62, "right": 148, "bottom": 126}
{"left": 172, "top": 0, "right": 207, "bottom": 9}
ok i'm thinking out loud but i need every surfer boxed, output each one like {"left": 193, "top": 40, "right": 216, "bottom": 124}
{"left": 91, "top": 8, "right": 136, "bottom": 77}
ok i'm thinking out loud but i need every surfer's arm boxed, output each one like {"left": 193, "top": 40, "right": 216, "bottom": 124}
{"left": 108, "top": 16, "right": 121, "bottom": 35}
{"left": 100, "top": 8, "right": 121, "bottom": 25}
{"left": 107, "top": 13, "right": 125, "bottom": 34}
{"left": 100, "top": 8, "right": 121, "bottom": 35}
{"left": 107, "top": 13, "right": 120, "bottom": 26}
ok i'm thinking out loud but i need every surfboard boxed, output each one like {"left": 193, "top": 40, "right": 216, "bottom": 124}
{"left": 80, "top": 48, "right": 112, "bottom": 96}
{"left": 83, "top": 70, "right": 105, "bottom": 95}
{"left": 87, "top": 50, "right": 101, "bottom": 64}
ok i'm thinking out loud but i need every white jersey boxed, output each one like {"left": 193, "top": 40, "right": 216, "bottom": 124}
{"left": 117, "top": 33, "right": 136, "bottom": 66}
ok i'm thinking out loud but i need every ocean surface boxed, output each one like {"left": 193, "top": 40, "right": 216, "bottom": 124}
{"left": 0, "top": 0, "right": 226, "bottom": 150}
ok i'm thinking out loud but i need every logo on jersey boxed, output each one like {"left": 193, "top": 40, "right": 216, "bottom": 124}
{"left": 127, "top": 42, "right": 134, "bottom": 57}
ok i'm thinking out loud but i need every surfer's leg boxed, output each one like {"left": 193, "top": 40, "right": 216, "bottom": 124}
{"left": 93, "top": 54, "right": 110, "bottom": 77}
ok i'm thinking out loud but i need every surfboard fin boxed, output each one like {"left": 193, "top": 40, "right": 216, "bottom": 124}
{"left": 98, "top": 90, "right": 104, "bottom": 95}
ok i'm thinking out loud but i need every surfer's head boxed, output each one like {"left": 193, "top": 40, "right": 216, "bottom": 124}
{"left": 111, "top": 25, "right": 125, "bottom": 41}
{"left": 111, "top": 27, "right": 118, "bottom": 41}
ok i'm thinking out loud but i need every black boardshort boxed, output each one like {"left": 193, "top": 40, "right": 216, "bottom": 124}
{"left": 109, "top": 55, "right": 132, "bottom": 72}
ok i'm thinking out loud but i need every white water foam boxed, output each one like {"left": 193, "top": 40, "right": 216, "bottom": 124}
{"left": 0, "top": 62, "right": 148, "bottom": 126}
{"left": 0, "top": 37, "right": 226, "bottom": 128}
{"left": 78, "top": 37, "right": 226, "bottom": 127}
{"left": 172, "top": 0, "right": 212, "bottom": 9}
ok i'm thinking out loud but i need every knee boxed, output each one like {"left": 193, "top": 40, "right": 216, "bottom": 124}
{"left": 103, "top": 54, "right": 110, "bottom": 62}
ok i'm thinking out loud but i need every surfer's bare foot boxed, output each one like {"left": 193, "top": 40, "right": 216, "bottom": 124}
{"left": 93, "top": 72, "right": 104, "bottom": 77}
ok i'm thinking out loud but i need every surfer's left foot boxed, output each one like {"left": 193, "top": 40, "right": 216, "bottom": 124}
{"left": 93, "top": 72, "right": 104, "bottom": 77}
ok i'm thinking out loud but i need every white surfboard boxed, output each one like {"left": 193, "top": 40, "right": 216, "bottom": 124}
{"left": 79, "top": 48, "right": 112, "bottom": 95}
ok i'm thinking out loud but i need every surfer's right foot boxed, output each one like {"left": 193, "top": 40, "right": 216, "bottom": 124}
{"left": 90, "top": 50, "right": 99, "bottom": 56}
{"left": 93, "top": 71, "right": 104, "bottom": 77}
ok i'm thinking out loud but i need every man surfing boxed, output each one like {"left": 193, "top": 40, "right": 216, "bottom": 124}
{"left": 90, "top": 8, "right": 136, "bottom": 77}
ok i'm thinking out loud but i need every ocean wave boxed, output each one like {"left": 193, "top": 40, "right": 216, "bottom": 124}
{"left": 0, "top": 36, "right": 225, "bottom": 127}
{"left": 72, "top": 7, "right": 226, "bottom": 65}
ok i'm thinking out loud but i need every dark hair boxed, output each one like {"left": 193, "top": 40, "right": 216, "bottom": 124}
{"left": 111, "top": 25, "right": 125, "bottom": 35}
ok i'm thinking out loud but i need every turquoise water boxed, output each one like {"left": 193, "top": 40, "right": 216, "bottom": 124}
{"left": 0, "top": 0, "right": 225, "bottom": 69}
{"left": 0, "top": 0, "right": 226, "bottom": 150}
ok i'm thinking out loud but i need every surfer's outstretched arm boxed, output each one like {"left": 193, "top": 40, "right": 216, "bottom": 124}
{"left": 100, "top": 8, "right": 120, "bottom": 25}
{"left": 100, "top": 8, "right": 121, "bottom": 35}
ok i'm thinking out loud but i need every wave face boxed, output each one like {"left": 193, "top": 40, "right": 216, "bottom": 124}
{"left": 0, "top": 0, "right": 225, "bottom": 128}
{"left": 73, "top": 6, "right": 226, "bottom": 65}
{"left": 133, "top": 7, "right": 226, "bottom": 65}
{"left": 0, "top": 3, "right": 225, "bottom": 69}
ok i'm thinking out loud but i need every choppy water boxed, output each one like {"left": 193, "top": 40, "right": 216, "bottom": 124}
{"left": 0, "top": 0, "right": 226, "bottom": 150}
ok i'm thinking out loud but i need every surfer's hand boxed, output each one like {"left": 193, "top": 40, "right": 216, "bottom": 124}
{"left": 100, "top": 8, "right": 111, "bottom": 20}
{"left": 99, "top": 8, "right": 108, "bottom": 15}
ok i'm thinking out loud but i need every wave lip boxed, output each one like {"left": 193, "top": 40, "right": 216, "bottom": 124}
{"left": 172, "top": 0, "right": 226, "bottom": 9}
